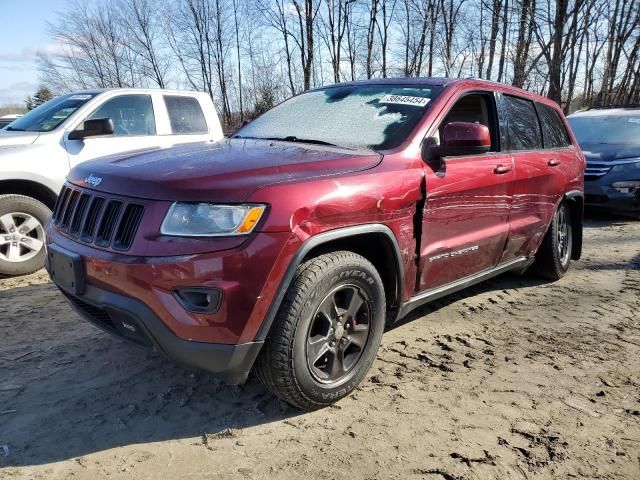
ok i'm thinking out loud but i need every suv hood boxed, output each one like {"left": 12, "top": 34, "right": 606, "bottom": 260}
{"left": 0, "top": 130, "right": 40, "bottom": 149}
{"left": 581, "top": 143, "right": 640, "bottom": 164}
{"left": 68, "top": 139, "right": 383, "bottom": 202}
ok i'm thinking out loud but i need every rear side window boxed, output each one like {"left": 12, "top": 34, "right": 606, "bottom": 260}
{"left": 88, "top": 95, "right": 156, "bottom": 136}
{"left": 504, "top": 95, "right": 543, "bottom": 151}
{"left": 537, "top": 103, "right": 571, "bottom": 148}
{"left": 164, "top": 96, "right": 208, "bottom": 134}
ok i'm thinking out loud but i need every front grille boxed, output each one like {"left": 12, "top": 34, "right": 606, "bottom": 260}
{"left": 62, "top": 290, "right": 153, "bottom": 348}
{"left": 53, "top": 185, "right": 144, "bottom": 251}
{"left": 585, "top": 162, "right": 611, "bottom": 181}
{"left": 62, "top": 291, "right": 114, "bottom": 328}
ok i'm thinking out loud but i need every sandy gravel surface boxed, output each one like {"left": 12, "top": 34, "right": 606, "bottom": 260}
{"left": 0, "top": 217, "right": 639, "bottom": 480}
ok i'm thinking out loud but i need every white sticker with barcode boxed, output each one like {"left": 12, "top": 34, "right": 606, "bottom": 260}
{"left": 69, "top": 94, "right": 92, "bottom": 100}
{"left": 379, "top": 95, "right": 430, "bottom": 107}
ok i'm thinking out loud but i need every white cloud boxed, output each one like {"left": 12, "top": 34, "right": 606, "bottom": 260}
{"left": 0, "top": 41, "right": 67, "bottom": 63}
{"left": 0, "top": 81, "right": 39, "bottom": 106}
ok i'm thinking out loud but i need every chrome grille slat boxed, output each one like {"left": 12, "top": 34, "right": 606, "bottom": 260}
{"left": 53, "top": 185, "right": 144, "bottom": 252}
{"left": 585, "top": 162, "right": 612, "bottom": 181}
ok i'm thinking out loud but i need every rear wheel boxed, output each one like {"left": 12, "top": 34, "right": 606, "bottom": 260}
{"left": 0, "top": 195, "right": 50, "bottom": 276}
{"left": 255, "top": 251, "right": 386, "bottom": 410}
{"left": 531, "top": 201, "right": 573, "bottom": 280}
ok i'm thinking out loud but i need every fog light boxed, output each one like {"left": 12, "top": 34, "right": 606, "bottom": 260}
{"left": 612, "top": 180, "right": 640, "bottom": 194}
{"left": 174, "top": 287, "right": 222, "bottom": 313}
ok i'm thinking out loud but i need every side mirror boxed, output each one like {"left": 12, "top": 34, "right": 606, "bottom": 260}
{"left": 68, "top": 118, "right": 114, "bottom": 140}
{"left": 424, "top": 122, "right": 491, "bottom": 162}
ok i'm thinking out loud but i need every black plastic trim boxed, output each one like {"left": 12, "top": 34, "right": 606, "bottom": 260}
{"left": 398, "top": 256, "right": 533, "bottom": 318}
{"left": 173, "top": 286, "right": 222, "bottom": 314}
{"left": 52, "top": 278, "right": 262, "bottom": 384}
{"left": 254, "top": 224, "right": 404, "bottom": 341}
{"left": 564, "top": 189, "right": 584, "bottom": 260}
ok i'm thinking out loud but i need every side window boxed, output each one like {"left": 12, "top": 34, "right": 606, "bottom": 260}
{"left": 164, "top": 96, "right": 208, "bottom": 134}
{"left": 504, "top": 95, "right": 543, "bottom": 151}
{"left": 536, "top": 102, "right": 571, "bottom": 148}
{"left": 88, "top": 95, "right": 156, "bottom": 136}
{"left": 438, "top": 93, "right": 499, "bottom": 151}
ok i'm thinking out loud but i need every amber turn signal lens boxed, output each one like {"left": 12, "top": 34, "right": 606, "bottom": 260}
{"left": 236, "top": 206, "right": 266, "bottom": 233}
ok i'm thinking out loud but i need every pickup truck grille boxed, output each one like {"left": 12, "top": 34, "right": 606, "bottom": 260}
{"left": 584, "top": 162, "right": 612, "bottom": 181}
{"left": 52, "top": 185, "right": 144, "bottom": 251}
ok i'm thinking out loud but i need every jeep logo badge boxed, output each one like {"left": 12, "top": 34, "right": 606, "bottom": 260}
{"left": 85, "top": 174, "right": 102, "bottom": 187}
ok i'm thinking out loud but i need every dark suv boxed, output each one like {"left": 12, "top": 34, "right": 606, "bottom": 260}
{"left": 567, "top": 107, "right": 640, "bottom": 216}
{"left": 45, "top": 78, "right": 584, "bottom": 410}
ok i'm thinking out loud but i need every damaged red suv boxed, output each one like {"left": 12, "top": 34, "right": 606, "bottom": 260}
{"left": 46, "top": 78, "right": 584, "bottom": 410}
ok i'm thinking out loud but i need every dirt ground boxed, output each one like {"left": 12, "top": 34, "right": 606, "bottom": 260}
{"left": 0, "top": 216, "right": 639, "bottom": 480}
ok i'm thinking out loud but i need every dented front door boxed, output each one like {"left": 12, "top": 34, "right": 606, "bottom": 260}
{"left": 418, "top": 152, "right": 514, "bottom": 291}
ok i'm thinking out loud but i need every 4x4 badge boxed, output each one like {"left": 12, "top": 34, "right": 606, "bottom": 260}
{"left": 85, "top": 174, "right": 102, "bottom": 187}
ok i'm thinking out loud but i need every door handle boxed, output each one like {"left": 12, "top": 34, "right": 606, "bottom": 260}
{"left": 493, "top": 164, "right": 512, "bottom": 174}
{"left": 547, "top": 159, "right": 561, "bottom": 167}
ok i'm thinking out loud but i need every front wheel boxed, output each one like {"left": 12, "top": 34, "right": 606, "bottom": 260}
{"left": 255, "top": 251, "right": 386, "bottom": 410}
{"left": 531, "top": 201, "right": 573, "bottom": 280}
{"left": 0, "top": 195, "right": 50, "bottom": 276}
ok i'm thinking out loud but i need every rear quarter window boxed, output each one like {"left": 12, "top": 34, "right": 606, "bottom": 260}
{"left": 164, "top": 95, "right": 208, "bottom": 134}
{"left": 537, "top": 103, "right": 571, "bottom": 148}
{"left": 504, "top": 95, "right": 543, "bottom": 151}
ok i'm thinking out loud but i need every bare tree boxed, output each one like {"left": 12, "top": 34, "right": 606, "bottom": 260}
{"left": 119, "top": 0, "right": 169, "bottom": 88}
{"left": 36, "top": 0, "right": 640, "bottom": 117}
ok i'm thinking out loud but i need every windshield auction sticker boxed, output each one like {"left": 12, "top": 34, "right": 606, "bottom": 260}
{"left": 379, "top": 95, "right": 430, "bottom": 107}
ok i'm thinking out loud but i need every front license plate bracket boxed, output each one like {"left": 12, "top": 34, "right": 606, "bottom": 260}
{"left": 48, "top": 244, "right": 85, "bottom": 295}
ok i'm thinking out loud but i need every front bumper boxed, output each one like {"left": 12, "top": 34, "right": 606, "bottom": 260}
{"left": 584, "top": 161, "right": 640, "bottom": 216}
{"left": 54, "top": 277, "right": 264, "bottom": 384}
{"left": 585, "top": 182, "right": 640, "bottom": 216}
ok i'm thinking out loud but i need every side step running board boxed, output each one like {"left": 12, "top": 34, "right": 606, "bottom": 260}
{"left": 398, "top": 256, "right": 534, "bottom": 319}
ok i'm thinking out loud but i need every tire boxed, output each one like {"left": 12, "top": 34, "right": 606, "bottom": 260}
{"left": 0, "top": 194, "right": 51, "bottom": 276}
{"left": 255, "top": 251, "right": 386, "bottom": 410}
{"left": 531, "top": 201, "right": 573, "bottom": 280}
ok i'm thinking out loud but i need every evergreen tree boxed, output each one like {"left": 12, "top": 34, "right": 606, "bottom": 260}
{"left": 25, "top": 87, "right": 54, "bottom": 110}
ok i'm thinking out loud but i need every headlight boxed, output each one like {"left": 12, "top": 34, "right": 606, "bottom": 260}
{"left": 610, "top": 160, "right": 640, "bottom": 175}
{"left": 161, "top": 203, "right": 266, "bottom": 237}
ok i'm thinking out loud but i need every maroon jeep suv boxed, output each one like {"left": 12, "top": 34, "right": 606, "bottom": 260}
{"left": 46, "top": 78, "right": 584, "bottom": 410}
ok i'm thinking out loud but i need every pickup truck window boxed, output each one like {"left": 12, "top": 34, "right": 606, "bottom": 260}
{"left": 504, "top": 95, "right": 544, "bottom": 151}
{"left": 5, "top": 93, "right": 96, "bottom": 132}
{"left": 88, "top": 95, "right": 156, "bottom": 137}
{"left": 234, "top": 85, "right": 442, "bottom": 150}
{"left": 164, "top": 95, "right": 208, "bottom": 134}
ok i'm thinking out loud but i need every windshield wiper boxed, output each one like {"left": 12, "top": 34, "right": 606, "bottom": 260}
{"left": 233, "top": 134, "right": 340, "bottom": 148}
{"left": 5, "top": 126, "right": 25, "bottom": 132}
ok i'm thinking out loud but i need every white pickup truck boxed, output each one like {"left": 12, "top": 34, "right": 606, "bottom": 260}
{"left": 0, "top": 88, "right": 223, "bottom": 275}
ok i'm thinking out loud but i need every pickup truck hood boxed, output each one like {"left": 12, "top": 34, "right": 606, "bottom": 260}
{"left": 68, "top": 139, "right": 382, "bottom": 202}
{"left": 0, "top": 130, "right": 40, "bottom": 149}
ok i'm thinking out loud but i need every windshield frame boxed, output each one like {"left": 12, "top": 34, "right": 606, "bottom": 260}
{"left": 5, "top": 93, "right": 99, "bottom": 133}
{"left": 233, "top": 83, "right": 443, "bottom": 151}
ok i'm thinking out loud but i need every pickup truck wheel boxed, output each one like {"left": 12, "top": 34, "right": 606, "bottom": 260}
{"left": 255, "top": 251, "right": 386, "bottom": 410}
{"left": 531, "top": 201, "right": 573, "bottom": 280}
{"left": 0, "top": 194, "right": 50, "bottom": 276}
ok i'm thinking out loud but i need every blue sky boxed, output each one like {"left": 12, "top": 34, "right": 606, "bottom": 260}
{"left": 0, "top": 0, "right": 71, "bottom": 105}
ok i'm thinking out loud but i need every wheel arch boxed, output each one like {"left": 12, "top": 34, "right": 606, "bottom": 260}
{"left": 254, "top": 224, "right": 404, "bottom": 341}
{"left": 0, "top": 180, "right": 58, "bottom": 210}
{"left": 564, "top": 190, "right": 583, "bottom": 260}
